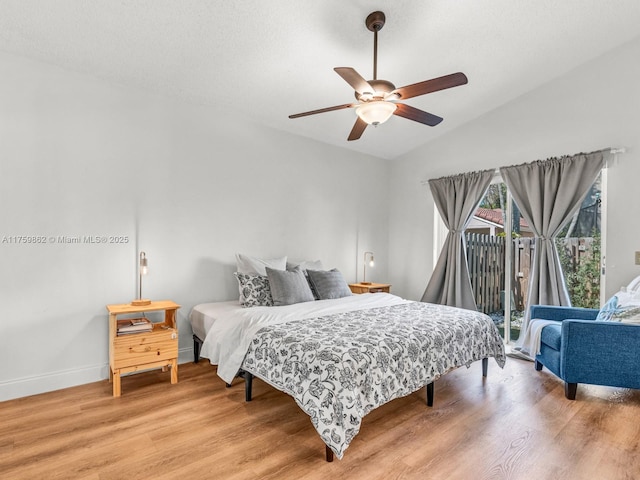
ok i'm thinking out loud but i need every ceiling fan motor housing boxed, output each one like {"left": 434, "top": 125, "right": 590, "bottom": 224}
{"left": 355, "top": 79, "right": 398, "bottom": 101}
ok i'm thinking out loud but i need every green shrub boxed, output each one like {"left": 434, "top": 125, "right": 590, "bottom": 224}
{"left": 556, "top": 231, "right": 600, "bottom": 309}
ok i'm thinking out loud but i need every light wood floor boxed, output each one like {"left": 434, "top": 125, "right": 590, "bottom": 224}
{"left": 1, "top": 357, "right": 639, "bottom": 480}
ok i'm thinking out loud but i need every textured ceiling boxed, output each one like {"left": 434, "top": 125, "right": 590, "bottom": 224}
{"left": 1, "top": 1, "right": 640, "bottom": 159}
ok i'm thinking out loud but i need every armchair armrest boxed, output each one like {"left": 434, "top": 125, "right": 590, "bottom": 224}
{"left": 560, "top": 320, "right": 640, "bottom": 389}
{"left": 529, "top": 305, "right": 599, "bottom": 322}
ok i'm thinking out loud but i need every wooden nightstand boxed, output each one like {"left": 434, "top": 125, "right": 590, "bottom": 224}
{"left": 349, "top": 283, "right": 391, "bottom": 294}
{"left": 106, "top": 300, "right": 180, "bottom": 397}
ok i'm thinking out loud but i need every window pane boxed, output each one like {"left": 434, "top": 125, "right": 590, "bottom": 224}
{"left": 466, "top": 183, "right": 526, "bottom": 343}
{"left": 465, "top": 173, "right": 603, "bottom": 343}
{"left": 555, "top": 174, "right": 602, "bottom": 309}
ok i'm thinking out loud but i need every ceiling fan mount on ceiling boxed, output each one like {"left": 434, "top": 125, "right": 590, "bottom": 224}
{"left": 365, "top": 10, "right": 386, "bottom": 32}
{"left": 289, "top": 11, "right": 468, "bottom": 141}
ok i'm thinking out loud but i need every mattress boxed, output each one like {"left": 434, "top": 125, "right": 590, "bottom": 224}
{"left": 189, "top": 301, "right": 242, "bottom": 346}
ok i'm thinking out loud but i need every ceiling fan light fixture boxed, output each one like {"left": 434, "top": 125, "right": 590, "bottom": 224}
{"left": 356, "top": 100, "right": 397, "bottom": 126}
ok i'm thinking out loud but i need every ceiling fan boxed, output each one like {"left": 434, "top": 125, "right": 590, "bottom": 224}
{"left": 289, "top": 11, "right": 468, "bottom": 141}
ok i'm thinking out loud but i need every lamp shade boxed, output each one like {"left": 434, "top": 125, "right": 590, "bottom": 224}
{"left": 356, "top": 101, "right": 397, "bottom": 126}
{"left": 363, "top": 251, "right": 375, "bottom": 284}
{"left": 140, "top": 253, "right": 148, "bottom": 275}
{"left": 131, "top": 251, "right": 151, "bottom": 306}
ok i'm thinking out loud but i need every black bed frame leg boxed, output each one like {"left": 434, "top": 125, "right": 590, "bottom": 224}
{"left": 192, "top": 335, "right": 202, "bottom": 363}
{"left": 326, "top": 445, "right": 334, "bottom": 462}
{"left": 244, "top": 371, "right": 253, "bottom": 402}
{"left": 426, "top": 382, "right": 434, "bottom": 407}
{"left": 482, "top": 357, "right": 488, "bottom": 377}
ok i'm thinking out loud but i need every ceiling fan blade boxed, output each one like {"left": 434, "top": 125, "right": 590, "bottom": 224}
{"left": 348, "top": 117, "right": 368, "bottom": 141}
{"left": 334, "top": 67, "right": 374, "bottom": 95}
{"left": 393, "top": 72, "right": 468, "bottom": 100}
{"left": 289, "top": 103, "right": 354, "bottom": 119}
{"left": 394, "top": 103, "right": 443, "bottom": 126}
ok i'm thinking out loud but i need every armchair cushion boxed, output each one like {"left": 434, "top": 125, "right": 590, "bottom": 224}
{"left": 539, "top": 323, "right": 561, "bottom": 351}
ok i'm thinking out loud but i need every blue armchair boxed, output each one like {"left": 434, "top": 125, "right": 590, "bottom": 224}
{"left": 531, "top": 305, "right": 640, "bottom": 399}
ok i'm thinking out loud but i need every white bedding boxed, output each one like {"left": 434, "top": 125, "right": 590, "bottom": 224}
{"left": 199, "top": 293, "right": 412, "bottom": 383}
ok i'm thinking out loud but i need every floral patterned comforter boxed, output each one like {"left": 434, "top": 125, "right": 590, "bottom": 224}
{"left": 242, "top": 301, "right": 506, "bottom": 459}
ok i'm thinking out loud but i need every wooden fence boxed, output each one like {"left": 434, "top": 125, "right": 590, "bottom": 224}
{"left": 466, "top": 234, "right": 595, "bottom": 314}
{"left": 466, "top": 233, "right": 505, "bottom": 314}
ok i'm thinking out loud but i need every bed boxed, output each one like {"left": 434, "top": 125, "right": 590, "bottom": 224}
{"left": 190, "top": 292, "right": 506, "bottom": 461}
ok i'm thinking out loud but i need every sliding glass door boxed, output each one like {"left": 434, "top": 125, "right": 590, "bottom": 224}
{"left": 465, "top": 181, "right": 526, "bottom": 342}
{"left": 465, "top": 173, "right": 604, "bottom": 343}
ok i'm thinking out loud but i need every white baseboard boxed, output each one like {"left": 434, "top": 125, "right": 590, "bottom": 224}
{"left": 0, "top": 347, "right": 195, "bottom": 402}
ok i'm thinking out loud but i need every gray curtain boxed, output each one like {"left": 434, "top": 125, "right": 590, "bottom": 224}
{"left": 500, "top": 151, "right": 605, "bottom": 354}
{"left": 422, "top": 169, "right": 494, "bottom": 310}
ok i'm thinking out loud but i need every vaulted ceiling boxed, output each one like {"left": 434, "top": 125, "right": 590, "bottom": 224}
{"left": 1, "top": 1, "right": 640, "bottom": 159}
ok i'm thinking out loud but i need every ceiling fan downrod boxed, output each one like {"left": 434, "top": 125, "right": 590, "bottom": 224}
{"left": 365, "top": 11, "right": 386, "bottom": 81}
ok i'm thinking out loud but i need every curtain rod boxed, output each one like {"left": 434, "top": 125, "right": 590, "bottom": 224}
{"left": 420, "top": 147, "right": 626, "bottom": 185}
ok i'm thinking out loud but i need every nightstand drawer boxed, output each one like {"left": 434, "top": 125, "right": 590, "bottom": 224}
{"left": 368, "top": 287, "right": 387, "bottom": 293}
{"left": 113, "top": 329, "right": 177, "bottom": 369}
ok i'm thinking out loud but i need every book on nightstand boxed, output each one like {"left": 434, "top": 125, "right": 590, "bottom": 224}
{"left": 117, "top": 317, "right": 153, "bottom": 335}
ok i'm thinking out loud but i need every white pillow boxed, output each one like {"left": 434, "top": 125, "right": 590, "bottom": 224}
{"left": 597, "top": 289, "right": 640, "bottom": 324}
{"left": 286, "top": 259, "right": 324, "bottom": 271}
{"left": 235, "top": 254, "right": 287, "bottom": 276}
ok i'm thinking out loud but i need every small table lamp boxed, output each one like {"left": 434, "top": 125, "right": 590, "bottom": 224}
{"left": 131, "top": 251, "right": 151, "bottom": 306}
{"left": 362, "top": 251, "right": 375, "bottom": 285}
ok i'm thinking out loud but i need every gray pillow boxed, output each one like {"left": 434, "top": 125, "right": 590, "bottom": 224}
{"left": 286, "top": 260, "right": 325, "bottom": 299}
{"left": 266, "top": 266, "right": 315, "bottom": 306}
{"left": 306, "top": 269, "right": 352, "bottom": 300}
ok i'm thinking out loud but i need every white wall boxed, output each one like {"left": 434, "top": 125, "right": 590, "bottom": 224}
{"left": 0, "top": 52, "right": 390, "bottom": 401}
{"left": 4, "top": 34, "right": 639, "bottom": 401}
{"left": 388, "top": 35, "right": 640, "bottom": 301}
